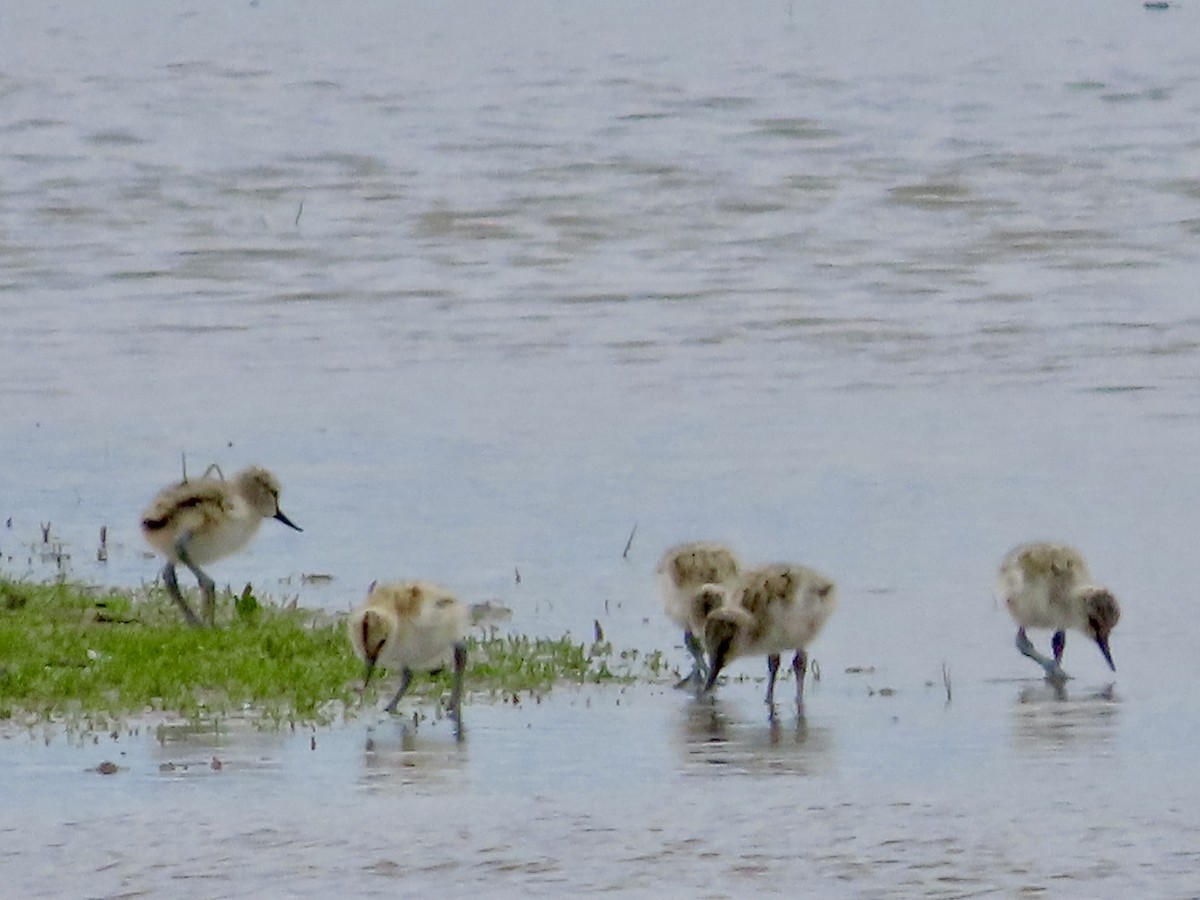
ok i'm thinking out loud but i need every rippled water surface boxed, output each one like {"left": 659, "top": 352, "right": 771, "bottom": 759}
{"left": 3, "top": 0, "right": 1200, "bottom": 895}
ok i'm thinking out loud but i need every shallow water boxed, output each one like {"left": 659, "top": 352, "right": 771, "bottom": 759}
{"left": 3, "top": 0, "right": 1200, "bottom": 894}
{"left": 3, "top": 679, "right": 1197, "bottom": 898}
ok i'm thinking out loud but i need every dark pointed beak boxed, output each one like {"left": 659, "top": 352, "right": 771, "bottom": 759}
{"left": 1096, "top": 636, "right": 1116, "bottom": 672}
{"left": 704, "top": 640, "right": 730, "bottom": 694}
{"left": 274, "top": 509, "right": 303, "bottom": 532}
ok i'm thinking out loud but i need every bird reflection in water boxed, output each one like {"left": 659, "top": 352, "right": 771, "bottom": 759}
{"left": 677, "top": 694, "right": 835, "bottom": 777}
{"left": 359, "top": 718, "right": 468, "bottom": 786}
{"left": 1011, "top": 681, "right": 1120, "bottom": 751}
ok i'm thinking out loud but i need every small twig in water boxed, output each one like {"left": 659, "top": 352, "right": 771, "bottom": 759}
{"left": 181, "top": 452, "right": 188, "bottom": 483}
{"left": 942, "top": 662, "right": 952, "bottom": 705}
{"left": 622, "top": 523, "right": 638, "bottom": 559}
{"left": 514, "top": 567, "right": 521, "bottom": 585}
{"left": 594, "top": 619, "right": 604, "bottom": 643}
{"left": 97, "top": 525, "right": 108, "bottom": 563}
{"left": 40, "top": 522, "right": 50, "bottom": 543}
{"left": 295, "top": 200, "right": 304, "bottom": 226}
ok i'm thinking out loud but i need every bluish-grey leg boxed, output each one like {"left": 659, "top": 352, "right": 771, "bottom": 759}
{"left": 383, "top": 668, "right": 414, "bottom": 713}
{"left": 792, "top": 648, "right": 808, "bottom": 712}
{"left": 765, "top": 653, "right": 781, "bottom": 711}
{"left": 675, "top": 630, "right": 708, "bottom": 690}
{"left": 449, "top": 641, "right": 467, "bottom": 741}
{"left": 174, "top": 534, "right": 216, "bottom": 626}
{"left": 161, "top": 562, "right": 203, "bottom": 628}
{"left": 1016, "top": 628, "right": 1067, "bottom": 681}
{"left": 1052, "top": 631, "right": 1066, "bottom": 665}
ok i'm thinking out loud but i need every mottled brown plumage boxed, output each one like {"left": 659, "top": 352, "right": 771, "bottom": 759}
{"left": 996, "top": 541, "right": 1120, "bottom": 679}
{"left": 656, "top": 541, "right": 740, "bottom": 688}
{"left": 142, "top": 466, "right": 301, "bottom": 626}
{"left": 705, "top": 563, "right": 837, "bottom": 714}
{"left": 348, "top": 580, "right": 469, "bottom": 737}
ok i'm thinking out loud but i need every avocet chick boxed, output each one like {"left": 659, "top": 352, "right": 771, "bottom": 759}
{"left": 996, "top": 541, "right": 1120, "bottom": 681}
{"left": 656, "top": 541, "right": 740, "bottom": 688}
{"left": 348, "top": 580, "right": 469, "bottom": 731}
{"left": 141, "top": 466, "right": 302, "bottom": 627}
{"left": 704, "top": 563, "right": 837, "bottom": 713}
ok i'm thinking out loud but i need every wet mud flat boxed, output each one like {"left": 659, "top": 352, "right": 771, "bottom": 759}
{"left": 2, "top": 672, "right": 1196, "bottom": 898}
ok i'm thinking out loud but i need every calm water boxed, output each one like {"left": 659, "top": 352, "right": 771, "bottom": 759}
{"left": 3, "top": 0, "right": 1200, "bottom": 894}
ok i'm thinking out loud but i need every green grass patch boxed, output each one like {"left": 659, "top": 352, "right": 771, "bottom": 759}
{"left": 0, "top": 577, "right": 666, "bottom": 726}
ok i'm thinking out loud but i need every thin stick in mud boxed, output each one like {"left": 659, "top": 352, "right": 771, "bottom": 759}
{"left": 622, "top": 522, "right": 637, "bottom": 559}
